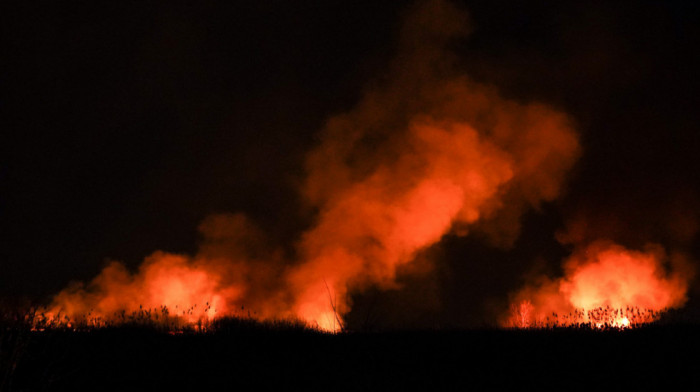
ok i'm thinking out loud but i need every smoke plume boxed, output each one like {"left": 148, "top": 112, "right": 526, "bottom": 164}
{"left": 43, "top": 0, "right": 580, "bottom": 330}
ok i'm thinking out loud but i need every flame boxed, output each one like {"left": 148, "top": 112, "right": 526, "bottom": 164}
{"left": 37, "top": 0, "right": 582, "bottom": 332}
{"left": 505, "top": 241, "right": 693, "bottom": 329}
{"left": 38, "top": 252, "right": 240, "bottom": 328}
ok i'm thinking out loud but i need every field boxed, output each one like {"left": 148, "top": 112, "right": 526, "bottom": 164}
{"left": 3, "top": 310, "right": 700, "bottom": 391}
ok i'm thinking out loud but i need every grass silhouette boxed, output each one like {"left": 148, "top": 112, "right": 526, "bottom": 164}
{"left": 2, "top": 301, "right": 700, "bottom": 390}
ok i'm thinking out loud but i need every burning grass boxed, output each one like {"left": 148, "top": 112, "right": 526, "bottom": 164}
{"left": 2, "top": 299, "right": 689, "bottom": 336}
{"left": 26, "top": 305, "right": 327, "bottom": 335}
{"left": 507, "top": 303, "right": 673, "bottom": 330}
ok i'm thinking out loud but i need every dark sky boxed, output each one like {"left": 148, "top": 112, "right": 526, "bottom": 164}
{"left": 2, "top": 1, "right": 700, "bottom": 327}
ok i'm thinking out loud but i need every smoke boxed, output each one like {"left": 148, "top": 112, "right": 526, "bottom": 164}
{"left": 46, "top": 213, "right": 288, "bottom": 325}
{"left": 504, "top": 240, "right": 694, "bottom": 328}
{"left": 43, "top": 0, "right": 581, "bottom": 330}
{"left": 286, "top": 0, "right": 580, "bottom": 328}
{"left": 504, "top": 184, "right": 698, "bottom": 328}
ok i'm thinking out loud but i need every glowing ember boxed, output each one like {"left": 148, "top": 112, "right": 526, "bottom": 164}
{"left": 505, "top": 241, "right": 692, "bottom": 329}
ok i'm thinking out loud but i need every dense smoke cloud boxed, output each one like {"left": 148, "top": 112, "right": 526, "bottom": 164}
{"left": 289, "top": 0, "right": 580, "bottom": 327}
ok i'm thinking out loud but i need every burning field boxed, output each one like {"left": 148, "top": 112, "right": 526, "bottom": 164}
{"left": 12, "top": 0, "right": 696, "bottom": 335}
{"left": 3, "top": 0, "right": 700, "bottom": 389}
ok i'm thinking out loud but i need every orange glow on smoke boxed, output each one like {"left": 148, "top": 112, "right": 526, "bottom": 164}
{"left": 40, "top": 252, "right": 240, "bottom": 327}
{"left": 38, "top": 0, "right": 582, "bottom": 332}
{"left": 505, "top": 241, "right": 692, "bottom": 329}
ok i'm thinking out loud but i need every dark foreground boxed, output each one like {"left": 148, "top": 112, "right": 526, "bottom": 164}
{"left": 3, "top": 319, "right": 700, "bottom": 391}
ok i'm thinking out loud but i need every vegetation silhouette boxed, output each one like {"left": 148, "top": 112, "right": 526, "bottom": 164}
{"left": 1, "top": 302, "right": 699, "bottom": 390}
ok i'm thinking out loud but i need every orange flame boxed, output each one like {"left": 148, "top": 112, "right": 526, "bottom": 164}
{"left": 39, "top": 253, "right": 239, "bottom": 327}
{"left": 505, "top": 241, "right": 693, "bottom": 329}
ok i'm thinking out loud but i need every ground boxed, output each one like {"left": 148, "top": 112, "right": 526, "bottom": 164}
{"left": 3, "top": 318, "right": 699, "bottom": 390}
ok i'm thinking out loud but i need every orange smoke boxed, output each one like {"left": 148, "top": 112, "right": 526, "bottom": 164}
{"left": 46, "top": 253, "right": 234, "bottom": 326}
{"left": 40, "top": 0, "right": 581, "bottom": 331}
{"left": 287, "top": 0, "right": 579, "bottom": 328}
{"left": 39, "top": 214, "right": 289, "bottom": 328}
{"left": 505, "top": 241, "right": 693, "bottom": 328}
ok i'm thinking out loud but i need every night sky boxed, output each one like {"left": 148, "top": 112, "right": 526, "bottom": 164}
{"left": 3, "top": 0, "right": 700, "bottom": 328}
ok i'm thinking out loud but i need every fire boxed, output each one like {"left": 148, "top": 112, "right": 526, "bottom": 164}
{"left": 37, "top": 0, "right": 582, "bottom": 332}
{"left": 505, "top": 241, "right": 692, "bottom": 329}
{"left": 37, "top": 252, "right": 239, "bottom": 328}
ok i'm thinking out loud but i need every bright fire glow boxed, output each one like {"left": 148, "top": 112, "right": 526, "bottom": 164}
{"left": 505, "top": 241, "right": 692, "bottom": 329}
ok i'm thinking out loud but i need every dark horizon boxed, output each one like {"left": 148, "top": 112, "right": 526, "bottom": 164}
{"left": 2, "top": 0, "right": 699, "bottom": 329}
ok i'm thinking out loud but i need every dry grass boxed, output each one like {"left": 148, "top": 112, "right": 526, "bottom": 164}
{"left": 508, "top": 304, "right": 675, "bottom": 330}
